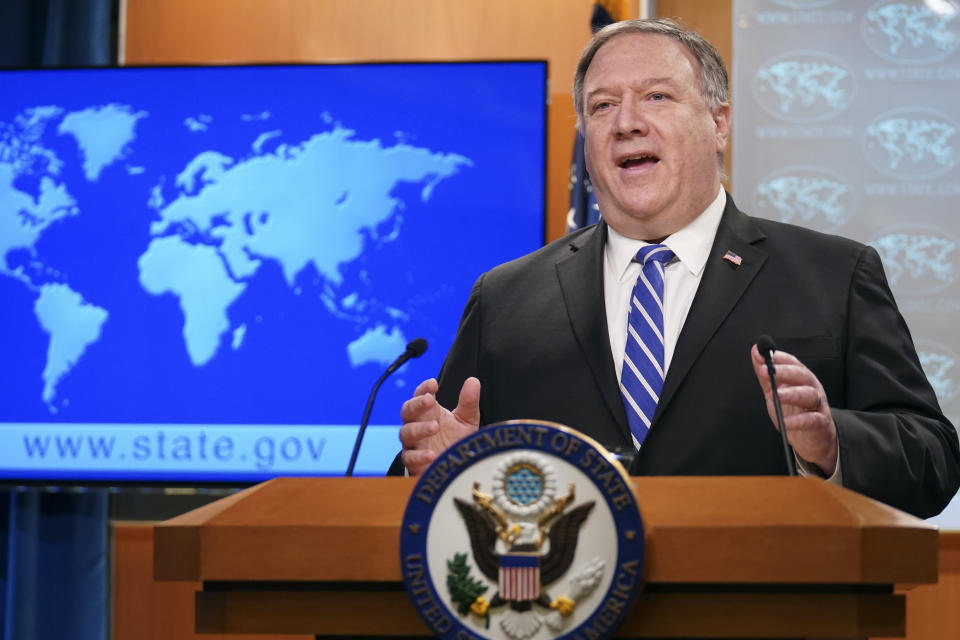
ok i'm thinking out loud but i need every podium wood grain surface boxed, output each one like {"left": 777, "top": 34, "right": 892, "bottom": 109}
{"left": 154, "top": 476, "right": 937, "bottom": 638}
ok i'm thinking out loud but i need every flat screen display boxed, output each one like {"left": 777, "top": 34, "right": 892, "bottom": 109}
{"left": 0, "top": 62, "right": 547, "bottom": 484}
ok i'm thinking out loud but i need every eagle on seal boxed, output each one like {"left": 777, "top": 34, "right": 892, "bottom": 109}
{"left": 453, "top": 481, "right": 595, "bottom": 616}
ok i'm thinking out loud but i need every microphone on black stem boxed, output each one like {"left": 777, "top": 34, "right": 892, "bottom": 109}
{"left": 345, "top": 337, "right": 428, "bottom": 477}
{"left": 757, "top": 334, "right": 798, "bottom": 477}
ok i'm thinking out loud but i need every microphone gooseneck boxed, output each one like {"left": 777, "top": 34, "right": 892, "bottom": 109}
{"left": 757, "top": 334, "right": 798, "bottom": 477}
{"left": 346, "top": 338, "right": 428, "bottom": 477}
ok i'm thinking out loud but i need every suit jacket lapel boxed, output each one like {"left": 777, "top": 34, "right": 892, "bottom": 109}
{"left": 555, "top": 222, "right": 632, "bottom": 441}
{"left": 655, "top": 196, "right": 768, "bottom": 419}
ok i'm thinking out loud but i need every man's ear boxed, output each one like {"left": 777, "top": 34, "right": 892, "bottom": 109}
{"left": 712, "top": 103, "right": 731, "bottom": 153}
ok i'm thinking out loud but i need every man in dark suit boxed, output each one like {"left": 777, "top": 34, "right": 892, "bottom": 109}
{"left": 395, "top": 18, "right": 960, "bottom": 519}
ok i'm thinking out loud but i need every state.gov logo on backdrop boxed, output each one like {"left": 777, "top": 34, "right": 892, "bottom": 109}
{"left": 400, "top": 421, "right": 645, "bottom": 640}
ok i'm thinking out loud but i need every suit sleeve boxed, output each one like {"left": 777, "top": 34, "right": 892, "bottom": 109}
{"left": 436, "top": 274, "right": 484, "bottom": 416}
{"left": 834, "top": 245, "right": 960, "bottom": 518}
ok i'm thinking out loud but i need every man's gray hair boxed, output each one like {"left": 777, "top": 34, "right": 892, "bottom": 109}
{"left": 573, "top": 18, "right": 730, "bottom": 132}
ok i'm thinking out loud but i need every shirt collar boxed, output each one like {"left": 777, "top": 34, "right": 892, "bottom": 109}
{"left": 606, "top": 186, "right": 726, "bottom": 282}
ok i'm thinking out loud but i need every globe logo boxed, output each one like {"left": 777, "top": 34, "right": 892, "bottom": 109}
{"left": 752, "top": 165, "right": 855, "bottom": 232}
{"left": 752, "top": 51, "right": 856, "bottom": 123}
{"left": 863, "top": 107, "right": 958, "bottom": 179}
{"left": 871, "top": 224, "right": 957, "bottom": 295}
{"left": 916, "top": 339, "right": 958, "bottom": 407}
{"left": 862, "top": 0, "right": 959, "bottom": 65}
{"left": 770, "top": 0, "right": 838, "bottom": 8}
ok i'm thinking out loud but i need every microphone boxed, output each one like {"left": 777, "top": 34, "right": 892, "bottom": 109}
{"left": 757, "top": 335, "right": 798, "bottom": 477}
{"left": 385, "top": 337, "right": 428, "bottom": 375}
{"left": 345, "top": 337, "right": 428, "bottom": 477}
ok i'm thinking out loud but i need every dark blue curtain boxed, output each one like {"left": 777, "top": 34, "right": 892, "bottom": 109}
{"left": 0, "top": 492, "right": 109, "bottom": 639}
{"left": 0, "top": 0, "right": 113, "bottom": 67}
{"left": 0, "top": 2, "right": 114, "bottom": 639}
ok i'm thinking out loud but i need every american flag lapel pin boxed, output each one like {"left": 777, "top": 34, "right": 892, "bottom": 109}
{"left": 722, "top": 250, "right": 743, "bottom": 267}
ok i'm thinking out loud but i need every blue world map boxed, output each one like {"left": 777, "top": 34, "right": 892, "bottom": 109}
{"left": 3, "top": 102, "right": 472, "bottom": 414}
{"left": 0, "top": 63, "right": 544, "bottom": 478}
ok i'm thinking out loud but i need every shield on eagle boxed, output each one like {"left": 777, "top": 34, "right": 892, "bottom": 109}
{"left": 499, "top": 553, "right": 539, "bottom": 601}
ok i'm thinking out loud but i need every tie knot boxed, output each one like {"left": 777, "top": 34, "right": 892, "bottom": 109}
{"left": 635, "top": 244, "right": 674, "bottom": 266}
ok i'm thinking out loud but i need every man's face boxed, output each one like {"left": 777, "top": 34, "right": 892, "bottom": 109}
{"left": 582, "top": 33, "right": 730, "bottom": 241}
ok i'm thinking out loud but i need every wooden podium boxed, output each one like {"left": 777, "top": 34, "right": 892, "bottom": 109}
{"left": 154, "top": 476, "right": 937, "bottom": 638}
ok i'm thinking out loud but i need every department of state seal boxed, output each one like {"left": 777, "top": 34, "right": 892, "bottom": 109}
{"left": 400, "top": 421, "right": 645, "bottom": 640}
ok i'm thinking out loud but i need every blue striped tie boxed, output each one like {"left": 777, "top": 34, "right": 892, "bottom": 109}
{"left": 620, "top": 244, "right": 675, "bottom": 449}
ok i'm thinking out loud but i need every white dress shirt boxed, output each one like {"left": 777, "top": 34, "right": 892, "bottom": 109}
{"left": 604, "top": 187, "right": 726, "bottom": 381}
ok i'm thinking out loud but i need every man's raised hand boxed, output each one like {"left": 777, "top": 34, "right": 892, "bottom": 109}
{"left": 750, "top": 344, "right": 838, "bottom": 476}
{"left": 398, "top": 377, "right": 481, "bottom": 475}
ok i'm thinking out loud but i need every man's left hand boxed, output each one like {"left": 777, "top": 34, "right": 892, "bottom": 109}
{"left": 750, "top": 344, "right": 838, "bottom": 476}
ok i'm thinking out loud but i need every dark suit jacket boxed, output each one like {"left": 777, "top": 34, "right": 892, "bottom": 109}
{"left": 402, "top": 194, "right": 960, "bottom": 519}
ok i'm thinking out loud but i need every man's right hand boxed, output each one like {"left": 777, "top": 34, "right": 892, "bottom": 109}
{"left": 399, "top": 377, "right": 481, "bottom": 475}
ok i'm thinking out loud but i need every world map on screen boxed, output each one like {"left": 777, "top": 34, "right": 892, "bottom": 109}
{"left": 0, "top": 61, "right": 546, "bottom": 483}
{"left": 0, "top": 103, "right": 472, "bottom": 415}
{"left": 0, "top": 63, "right": 545, "bottom": 481}
{"left": 11, "top": 106, "right": 471, "bottom": 416}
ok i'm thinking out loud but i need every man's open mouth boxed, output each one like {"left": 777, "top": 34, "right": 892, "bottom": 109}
{"left": 618, "top": 154, "right": 659, "bottom": 168}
